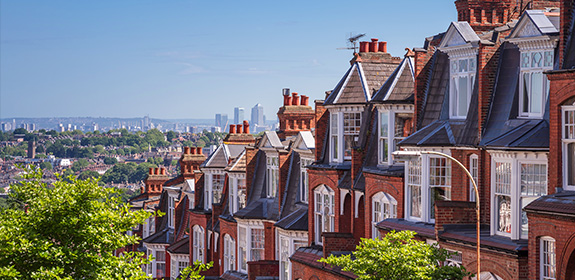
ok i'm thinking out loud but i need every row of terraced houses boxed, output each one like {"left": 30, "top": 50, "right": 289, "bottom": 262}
{"left": 124, "top": 0, "right": 575, "bottom": 279}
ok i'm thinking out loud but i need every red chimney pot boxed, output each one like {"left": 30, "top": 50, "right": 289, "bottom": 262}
{"left": 191, "top": 147, "right": 196, "bottom": 155}
{"left": 291, "top": 92, "right": 300, "bottom": 106}
{"left": 236, "top": 124, "right": 243, "bottom": 134}
{"left": 378, "top": 41, "right": 387, "bottom": 53}
{"left": 370, "top": 38, "right": 379, "bottom": 52}
{"left": 149, "top": 167, "right": 154, "bottom": 175}
{"left": 229, "top": 124, "right": 236, "bottom": 134}
{"left": 196, "top": 147, "right": 203, "bottom": 155}
{"left": 243, "top": 120, "right": 250, "bottom": 134}
{"left": 359, "top": 41, "right": 369, "bottom": 53}
{"left": 184, "top": 147, "right": 190, "bottom": 154}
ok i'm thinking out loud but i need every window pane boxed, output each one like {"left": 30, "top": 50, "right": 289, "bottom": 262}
{"left": 380, "top": 112, "right": 388, "bottom": 137}
{"left": 522, "top": 52, "right": 530, "bottom": 67}
{"left": 459, "top": 59, "right": 468, "bottom": 72}
{"left": 569, "top": 143, "right": 575, "bottom": 186}
{"left": 522, "top": 73, "right": 530, "bottom": 114}
{"left": 251, "top": 228, "right": 264, "bottom": 261}
{"left": 530, "top": 72, "right": 543, "bottom": 114}
{"left": 458, "top": 76, "right": 468, "bottom": 117}
{"left": 497, "top": 195, "right": 511, "bottom": 234}
{"left": 521, "top": 196, "right": 537, "bottom": 236}
{"left": 532, "top": 51, "right": 542, "bottom": 68}
{"left": 380, "top": 139, "right": 388, "bottom": 163}
{"left": 544, "top": 51, "right": 554, "bottom": 67}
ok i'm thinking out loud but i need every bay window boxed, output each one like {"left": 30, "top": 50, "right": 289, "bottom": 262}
{"left": 405, "top": 152, "right": 451, "bottom": 223}
{"left": 314, "top": 185, "right": 335, "bottom": 244}
{"left": 192, "top": 226, "right": 204, "bottom": 263}
{"left": 491, "top": 153, "right": 547, "bottom": 239}
{"left": 266, "top": 155, "right": 279, "bottom": 198}
{"left": 203, "top": 170, "right": 225, "bottom": 210}
{"left": 278, "top": 232, "right": 307, "bottom": 280}
{"left": 519, "top": 50, "right": 553, "bottom": 118}
{"left": 212, "top": 174, "right": 224, "bottom": 204}
{"left": 378, "top": 107, "right": 413, "bottom": 165}
{"left": 329, "top": 107, "right": 363, "bottom": 163}
{"left": 237, "top": 223, "right": 265, "bottom": 273}
{"left": 469, "top": 154, "right": 479, "bottom": 202}
{"left": 223, "top": 234, "right": 235, "bottom": 272}
{"left": 372, "top": 192, "right": 397, "bottom": 238}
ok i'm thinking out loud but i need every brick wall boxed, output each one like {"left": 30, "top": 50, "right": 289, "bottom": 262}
{"left": 308, "top": 168, "right": 340, "bottom": 245}
{"left": 434, "top": 200, "right": 477, "bottom": 234}
{"left": 314, "top": 100, "right": 328, "bottom": 161}
{"left": 364, "top": 173, "right": 404, "bottom": 239}
{"left": 322, "top": 232, "right": 357, "bottom": 257}
{"left": 218, "top": 218, "right": 238, "bottom": 275}
{"left": 263, "top": 222, "right": 276, "bottom": 260}
{"left": 291, "top": 261, "right": 353, "bottom": 280}
{"left": 247, "top": 260, "right": 279, "bottom": 280}
{"left": 548, "top": 71, "right": 575, "bottom": 193}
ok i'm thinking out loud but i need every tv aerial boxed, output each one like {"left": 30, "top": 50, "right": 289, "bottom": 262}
{"left": 337, "top": 33, "right": 366, "bottom": 53}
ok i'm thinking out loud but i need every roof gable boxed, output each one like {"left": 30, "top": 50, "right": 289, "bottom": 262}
{"left": 293, "top": 131, "right": 315, "bottom": 150}
{"left": 508, "top": 10, "right": 559, "bottom": 39}
{"left": 258, "top": 131, "right": 283, "bottom": 149}
{"left": 372, "top": 57, "right": 415, "bottom": 102}
{"left": 439, "top": 22, "right": 480, "bottom": 48}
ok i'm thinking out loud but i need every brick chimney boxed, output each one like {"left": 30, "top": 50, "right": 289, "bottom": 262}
{"left": 277, "top": 89, "right": 316, "bottom": 140}
{"left": 179, "top": 146, "right": 207, "bottom": 179}
{"left": 352, "top": 38, "right": 398, "bottom": 65}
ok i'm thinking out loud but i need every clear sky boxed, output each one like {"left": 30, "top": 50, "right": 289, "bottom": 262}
{"left": 0, "top": 0, "right": 457, "bottom": 120}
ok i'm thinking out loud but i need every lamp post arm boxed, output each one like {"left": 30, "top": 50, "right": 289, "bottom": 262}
{"left": 419, "top": 150, "right": 480, "bottom": 280}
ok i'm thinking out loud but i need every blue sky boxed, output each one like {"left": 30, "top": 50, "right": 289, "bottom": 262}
{"left": 0, "top": 1, "right": 456, "bottom": 120}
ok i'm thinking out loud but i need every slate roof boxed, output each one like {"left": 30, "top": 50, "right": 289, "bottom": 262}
{"left": 439, "top": 224, "right": 528, "bottom": 253}
{"left": 166, "top": 236, "right": 189, "bottom": 254}
{"left": 371, "top": 57, "right": 415, "bottom": 103}
{"left": 564, "top": 9, "right": 575, "bottom": 69}
{"left": 376, "top": 218, "right": 435, "bottom": 239}
{"left": 524, "top": 191, "right": 575, "bottom": 217}
{"left": 202, "top": 143, "right": 248, "bottom": 169}
{"left": 439, "top": 22, "right": 481, "bottom": 48}
{"left": 508, "top": 10, "right": 559, "bottom": 39}
{"left": 480, "top": 42, "right": 549, "bottom": 150}
{"left": 225, "top": 150, "right": 246, "bottom": 173}
{"left": 275, "top": 207, "right": 308, "bottom": 231}
{"left": 324, "top": 59, "right": 398, "bottom": 106}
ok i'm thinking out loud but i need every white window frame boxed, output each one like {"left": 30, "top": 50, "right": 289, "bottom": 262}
{"left": 167, "top": 195, "right": 176, "bottom": 229}
{"left": 145, "top": 244, "right": 166, "bottom": 278}
{"left": 404, "top": 150, "right": 452, "bottom": 223}
{"left": 143, "top": 216, "right": 155, "bottom": 238}
{"left": 490, "top": 152, "right": 548, "bottom": 240}
{"left": 192, "top": 225, "right": 205, "bottom": 263}
{"left": 203, "top": 169, "right": 225, "bottom": 210}
{"left": 329, "top": 107, "right": 364, "bottom": 163}
{"left": 223, "top": 234, "right": 236, "bottom": 272}
{"left": 371, "top": 192, "right": 397, "bottom": 239}
{"left": 277, "top": 229, "right": 307, "bottom": 280}
{"left": 449, "top": 56, "right": 476, "bottom": 119}
{"left": 300, "top": 158, "right": 313, "bottom": 203}
{"left": 540, "top": 236, "right": 556, "bottom": 280}
{"left": 469, "top": 154, "right": 479, "bottom": 202}
{"left": 237, "top": 221, "right": 265, "bottom": 274}
{"left": 562, "top": 105, "right": 575, "bottom": 191}
{"left": 228, "top": 173, "right": 247, "bottom": 215}
{"left": 519, "top": 49, "right": 553, "bottom": 118}
{"left": 266, "top": 155, "right": 279, "bottom": 198}
{"left": 169, "top": 253, "right": 189, "bottom": 280}
{"left": 314, "top": 185, "right": 335, "bottom": 244}
{"left": 377, "top": 106, "right": 414, "bottom": 165}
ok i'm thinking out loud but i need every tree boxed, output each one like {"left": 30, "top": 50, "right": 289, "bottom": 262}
{"left": 104, "top": 157, "right": 118, "bottom": 165}
{"left": 177, "top": 261, "right": 213, "bottom": 280}
{"left": 320, "top": 231, "right": 471, "bottom": 280}
{"left": 0, "top": 166, "right": 152, "bottom": 279}
{"left": 166, "top": 131, "right": 177, "bottom": 142}
{"left": 39, "top": 161, "right": 52, "bottom": 170}
{"left": 71, "top": 158, "right": 90, "bottom": 172}
{"left": 78, "top": 170, "right": 100, "bottom": 180}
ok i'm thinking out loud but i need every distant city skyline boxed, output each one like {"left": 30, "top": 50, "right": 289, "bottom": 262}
{"left": 0, "top": 1, "right": 456, "bottom": 119}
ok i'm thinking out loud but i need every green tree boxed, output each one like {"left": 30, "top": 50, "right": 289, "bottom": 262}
{"left": 177, "top": 261, "right": 213, "bottom": 280}
{"left": 166, "top": 131, "right": 177, "bottom": 142}
{"left": 0, "top": 167, "right": 153, "bottom": 279}
{"left": 39, "top": 161, "right": 52, "bottom": 170}
{"left": 78, "top": 170, "right": 100, "bottom": 180}
{"left": 320, "top": 231, "right": 471, "bottom": 280}
{"left": 71, "top": 158, "right": 90, "bottom": 172}
{"left": 104, "top": 157, "right": 118, "bottom": 165}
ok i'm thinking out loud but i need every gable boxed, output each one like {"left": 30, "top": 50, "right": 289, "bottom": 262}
{"left": 439, "top": 22, "right": 480, "bottom": 48}
{"left": 509, "top": 10, "right": 558, "bottom": 39}
{"left": 333, "top": 64, "right": 369, "bottom": 104}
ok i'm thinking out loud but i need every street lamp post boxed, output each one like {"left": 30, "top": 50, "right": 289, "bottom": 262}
{"left": 393, "top": 150, "right": 481, "bottom": 280}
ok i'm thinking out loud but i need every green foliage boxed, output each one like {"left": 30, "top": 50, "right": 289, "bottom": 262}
{"left": 147, "top": 157, "right": 164, "bottom": 166}
{"left": 71, "top": 158, "right": 90, "bottom": 172}
{"left": 166, "top": 131, "right": 177, "bottom": 142}
{"left": 78, "top": 170, "right": 100, "bottom": 180}
{"left": 101, "top": 162, "right": 156, "bottom": 184}
{"left": 39, "top": 161, "right": 52, "bottom": 170}
{"left": 104, "top": 157, "right": 118, "bottom": 165}
{"left": 144, "top": 129, "right": 168, "bottom": 147}
{"left": 0, "top": 166, "right": 153, "bottom": 279}
{"left": 320, "top": 231, "right": 471, "bottom": 280}
{"left": 177, "top": 261, "right": 213, "bottom": 280}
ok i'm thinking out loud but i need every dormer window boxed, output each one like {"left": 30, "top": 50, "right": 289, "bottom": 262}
{"left": 266, "top": 155, "right": 279, "bottom": 198}
{"left": 450, "top": 57, "right": 476, "bottom": 119}
{"left": 329, "top": 107, "right": 363, "bottom": 163}
{"left": 378, "top": 107, "right": 413, "bottom": 165}
{"left": 167, "top": 195, "right": 175, "bottom": 228}
{"left": 519, "top": 50, "right": 553, "bottom": 118}
{"left": 562, "top": 105, "right": 575, "bottom": 190}
{"left": 228, "top": 175, "right": 247, "bottom": 215}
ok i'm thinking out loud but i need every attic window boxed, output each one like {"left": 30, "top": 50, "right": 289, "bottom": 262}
{"left": 519, "top": 50, "right": 553, "bottom": 118}
{"left": 329, "top": 108, "right": 363, "bottom": 163}
{"left": 450, "top": 57, "right": 476, "bottom": 119}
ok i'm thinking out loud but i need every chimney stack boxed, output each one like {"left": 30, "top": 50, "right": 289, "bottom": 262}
{"left": 291, "top": 92, "right": 300, "bottom": 106}
{"left": 229, "top": 124, "right": 236, "bottom": 134}
{"left": 196, "top": 147, "right": 203, "bottom": 155}
{"left": 243, "top": 120, "right": 250, "bottom": 134}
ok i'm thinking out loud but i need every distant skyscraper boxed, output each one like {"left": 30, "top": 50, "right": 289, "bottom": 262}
{"left": 251, "top": 104, "right": 264, "bottom": 126}
{"left": 215, "top": 114, "right": 228, "bottom": 131}
{"left": 234, "top": 107, "right": 245, "bottom": 124}
{"left": 143, "top": 115, "right": 151, "bottom": 131}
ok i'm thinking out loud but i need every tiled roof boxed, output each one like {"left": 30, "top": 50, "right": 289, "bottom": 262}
{"left": 220, "top": 271, "right": 248, "bottom": 280}
{"left": 372, "top": 57, "right": 415, "bottom": 103}
{"left": 275, "top": 206, "right": 308, "bottom": 231}
{"left": 440, "top": 224, "right": 527, "bottom": 253}
{"left": 166, "top": 236, "right": 189, "bottom": 254}
{"left": 376, "top": 218, "right": 435, "bottom": 238}
{"left": 419, "top": 51, "right": 449, "bottom": 128}
{"left": 524, "top": 191, "right": 575, "bottom": 217}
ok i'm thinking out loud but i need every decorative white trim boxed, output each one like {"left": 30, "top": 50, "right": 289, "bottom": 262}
{"left": 340, "top": 189, "right": 350, "bottom": 215}
{"left": 354, "top": 190, "right": 363, "bottom": 218}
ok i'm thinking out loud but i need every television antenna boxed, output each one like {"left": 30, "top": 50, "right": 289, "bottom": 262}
{"left": 337, "top": 33, "right": 366, "bottom": 53}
